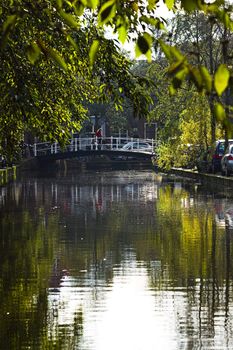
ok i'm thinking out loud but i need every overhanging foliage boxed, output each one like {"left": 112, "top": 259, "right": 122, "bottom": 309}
{"left": 1, "top": 0, "right": 233, "bottom": 158}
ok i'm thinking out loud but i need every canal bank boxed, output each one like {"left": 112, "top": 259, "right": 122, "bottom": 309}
{"left": 169, "top": 167, "right": 233, "bottom": 188}
{"left": 0, "top": 166, "right": 17, "bottom": 186}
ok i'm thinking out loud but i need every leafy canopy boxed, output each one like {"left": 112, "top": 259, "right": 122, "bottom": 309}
{"left": 1, "top": 0, "right": 233, "bottom": 157}
{"left": 0, "top": 0, "right": 153, "bottom": 158}
{"left": 1, "top": 1, "right": 232, "bottom": 95}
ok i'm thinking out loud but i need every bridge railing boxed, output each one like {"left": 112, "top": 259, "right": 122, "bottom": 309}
{"left": 33, "top": 137, "right": 157, "bottom": 157}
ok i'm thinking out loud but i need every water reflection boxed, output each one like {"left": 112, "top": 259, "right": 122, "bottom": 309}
{"left": 0, "top": 170, "right": 233, "bottom": 349}
{"left": 47, "top": 250, "right": 179, "bottom": 350}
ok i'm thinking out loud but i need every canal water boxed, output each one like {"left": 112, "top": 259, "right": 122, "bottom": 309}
{"left": 1, "top": 169, "right": 233, "bottom": 349}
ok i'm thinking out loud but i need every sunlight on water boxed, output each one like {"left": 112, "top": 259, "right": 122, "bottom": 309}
{"left": 47, "top": 250, "right": 189, "bottom": 350}
{"left": 92, "top": 260, "right": 177, "bottom": 350}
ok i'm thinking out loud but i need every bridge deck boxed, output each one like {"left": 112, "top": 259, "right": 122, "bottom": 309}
{"left": 33, "top": 137, "right": 157, "bottom": 160}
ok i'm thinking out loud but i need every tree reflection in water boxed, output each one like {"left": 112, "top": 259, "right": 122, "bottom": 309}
{"left": 0, "top": 170, "right": 233, "bottom": 349}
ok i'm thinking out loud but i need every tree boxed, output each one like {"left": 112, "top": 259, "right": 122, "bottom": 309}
{"left": 169, "top": 9, "right": 233, "bottom": 143}
{"left": 1, "top": 0, "right": 233, "bottom": 158}
{"left": 143, "top": 7, "right": 233, "bottom": 169}
{"left": 0, "top": 0, "right": 153, "bottom": 158}
{"left": 144, "top": 60, "right": 212, "bottom": 169}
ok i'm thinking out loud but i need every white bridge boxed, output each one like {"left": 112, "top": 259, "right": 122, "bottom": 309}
{"left": 33, "top": 137, "right": 156, "bottom": 158}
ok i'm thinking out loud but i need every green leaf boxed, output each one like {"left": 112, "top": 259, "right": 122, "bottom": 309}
{"left": 222, "top": 11, "right": 231, "bottom": 28}
{"left": 140, "top": 16, "right": 160, "bottom": 26}
{"left": 170, "top": 46, "right": 184, "bottom": 61}
{"left": 159, "top": 40, "right": 184, "bottom": 63}
{"left": 37, "top": 40, "right": 67, "bottom": 70}
{"left": 214, "top": 64, "right": 230, "bottom": 96}
{"left": 56, "top": 0, "right": 63, "bottom": 9}
{"left": 86, "top": 0, "right": 99, "bottom": 9}
{"left": 158, "top": 40, "right": 172, "bottom": 60}
{"left": 0, "top": 15, "right": 17, "bottom": 48}
{"left": 67, "top": 35, "right": 78, "bottom": 50}
{"left": 189, "top": 66, "right": 203, "bottom": 91}
{"left": 27, "top": 42, "right": 41, "bottom": 64}
{"left": 181, "top": 0, "right": 197, "bottom": 12}
{"left": 135, "top": 37, "right": 147, "bottom": 56}
{"left": 156, "top": 20, "right": 165, "bottom": 30}
{"left": 165, "top": 0, "right": 175, "bottom": 10}
{"left": 145, "top": 49, "right": 152, "bottom": 63}
{"left": 135, "top": 33, "right": 152, "bottom": 56}
{"left": 2, "top": 14, "right": 17, "bottom": 32}
{"left": 89, "top": 39, "right": 99, "bottom": 66}
{"left": 74, "top": 3, "right": 85, "bottom": 16}
{"left": 117, "top": 24, "right": 127, "bottom": 44}
{"left": 99, "top": 0, "right": 116, "bottom": 25}
{"left": 214, "top": 102, "right": 226, "bottom": 122}
{"left": 59, "top": 10, "right": 79, "bottom": 29}
{"left": 168, "top": 59, "right": 186, "bottom": 76}
{"left": 199, "top": 66, "right": 212, "bottom": 92}
{"left": 147, "top": 0, "right": 160, "bottom": 11}
{"left": 175, "top": 68, "right": 187, "bottom": 81}
{"left": 169, "top": 84, "right": 176, "bottom": 95}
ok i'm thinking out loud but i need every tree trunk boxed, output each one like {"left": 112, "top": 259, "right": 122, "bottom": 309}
{"left": 208, "top": 22, "right": 216, "bottom": 144}
{"left": 209, "top": 94, "right": 216, "bottom": 145}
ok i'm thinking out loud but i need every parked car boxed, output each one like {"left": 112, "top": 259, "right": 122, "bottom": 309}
{"left": 225, "top": 206, "right": 233, "bottom": 228}
{"left": 122, "top": 141, "right": 154, "bottom": 153}
{"left": 211, "top": 139, "right": 233, "bottom": 173}
{"left": 111, "top": 138, "right": 129, "bottom": 149}
{"left": 197, "top": 139, "right": 233, "bottom": 173}
{"left": 221, "top": 143, "right": 233, "bottom": 176}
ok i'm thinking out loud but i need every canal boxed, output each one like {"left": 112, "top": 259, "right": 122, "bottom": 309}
{"left": 1, "top": 168, "right": 233, "bottom": 349}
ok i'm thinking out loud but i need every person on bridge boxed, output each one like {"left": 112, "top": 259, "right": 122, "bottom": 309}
{"left": 95, "top": 128, "right": 102, "bottom": 146}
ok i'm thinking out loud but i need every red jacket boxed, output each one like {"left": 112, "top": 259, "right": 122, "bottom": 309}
{"left": 95, "top": 129, "right": 102, "bottom": 137}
